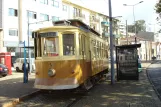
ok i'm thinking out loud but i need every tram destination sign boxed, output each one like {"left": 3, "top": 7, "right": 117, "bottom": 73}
{"left": 40, "top": 32, "right": 58, "bottom": 37}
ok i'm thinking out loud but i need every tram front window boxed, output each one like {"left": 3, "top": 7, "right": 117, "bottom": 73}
{"left": 63, "top": 34, "right": 75, "bottom": 55}
{"left": 43, "top": 37, "right": 59, "bottom": 56}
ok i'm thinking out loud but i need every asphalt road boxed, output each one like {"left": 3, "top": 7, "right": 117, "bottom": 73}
{"left": 147, "top": 61, "right": 161, "bottom": 101}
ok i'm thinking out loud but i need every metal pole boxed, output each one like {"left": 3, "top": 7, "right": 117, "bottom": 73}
{"left": 133, "top": 6, "right": 137, "bottom": 43}
{"left": 23, "top": 41, "right": 27, "bottom": 83}
{"left": 145, "top": 41, "right": 147, "bottom": 61}
{"left": 27, "top": 14, "right": 31, "bottom": 74}
{"left": 126, "top": 20, "right": 128, "bottom": 44}
{"left": 108, "top": 0, "right": 115, "bottom": 85}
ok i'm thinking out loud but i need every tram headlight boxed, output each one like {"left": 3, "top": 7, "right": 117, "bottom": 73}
{"left": 48, "top": 69, "right": 56, "bottom": 77}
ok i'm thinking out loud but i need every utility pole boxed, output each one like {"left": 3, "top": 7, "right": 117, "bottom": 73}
{"left": 108, "top": 0, "right": 115, "bottom": 85}
{"left": 27, "top": 14, "right": 32, "bottom": 74}
{"left": 126, "top": 20, "right": 128, "bottom": 44}
{"left": 18, "top": 0, "right": 22, "bottom": 41}
{"left": 123, "top": 1, "right": 144, "bottom": 44}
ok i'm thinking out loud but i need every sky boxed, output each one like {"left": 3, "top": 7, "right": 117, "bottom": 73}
{"left": 79, "top": 0, "right": 159, "bottom": 31}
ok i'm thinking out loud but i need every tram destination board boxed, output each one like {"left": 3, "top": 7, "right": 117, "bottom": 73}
{"left": 39, "top": 32, "right": 58, "bottom": 37}
{"left": 116, "top": 44, "right": 141, "bottom": 80}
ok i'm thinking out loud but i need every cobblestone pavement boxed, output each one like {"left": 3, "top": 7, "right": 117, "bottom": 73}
{"left": 0, "top": 72, "right": 38, "bottom": 106}
{"left": 1, "top": 61, "right": 161, "bottom": 107}
{"left": 71, "top": 62, "right": 161, "bottom": 107}
{"left": 147, "top": 61, "right": 161, "bottom": 101}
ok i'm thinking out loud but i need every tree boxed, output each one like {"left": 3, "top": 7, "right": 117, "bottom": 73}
{"left": 155, "top": 0, "right": 161, "bottom": 14}
{"left": 127, "top": 20, "right": 146, "bottom": 33}
{"left": 155, "top": 0, "right": 161, "bottom": 21}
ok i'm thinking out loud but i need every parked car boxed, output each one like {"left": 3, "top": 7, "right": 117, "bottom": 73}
{"left": 0, "top": 64, "right": 8, "bottom": 77}
{"left": 13, "top": 58, "right": 35, "bottom": 72}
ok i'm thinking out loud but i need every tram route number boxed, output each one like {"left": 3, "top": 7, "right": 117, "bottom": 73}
{"left": 40, "top": 32, "right": 58, "bottom": 37}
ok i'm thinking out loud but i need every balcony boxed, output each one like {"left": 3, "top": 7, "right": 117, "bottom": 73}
{"left": 101, "top": 21, "right": 109, "bottom": 26}
{"left": 90, "top": 16, "right": 100, "bottom": 23}
{"left": 102, "top": 32, "right": 109, "bottom": 37}
{"left": 73, "top": 13, "right": 85, "bottom": 21}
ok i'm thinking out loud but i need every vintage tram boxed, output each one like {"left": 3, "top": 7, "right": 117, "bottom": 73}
{"left": 32, "top": 19, "right": 109, "bottom": 90}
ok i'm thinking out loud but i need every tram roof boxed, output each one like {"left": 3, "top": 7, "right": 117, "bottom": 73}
{"left": 53, "top": 19, "right": 101, "bottom": 36}
{"left": 33, "top": 19, "right": 101, "bottom": 37}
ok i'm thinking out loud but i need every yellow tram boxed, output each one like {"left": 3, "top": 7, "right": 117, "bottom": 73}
{"left": 32, "top": 19, "right": 109, "bottom": 90}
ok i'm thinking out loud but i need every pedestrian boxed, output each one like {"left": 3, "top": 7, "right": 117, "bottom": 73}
{"left": 22, "top": 59, "right": 30, "bottom": 74}
{"left": 138, "top": 55, "right": 142, "bottom": 72}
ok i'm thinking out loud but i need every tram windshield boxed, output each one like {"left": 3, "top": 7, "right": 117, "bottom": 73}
{"left": 62, "top": 34, "right": 75, "bottom": 55}
{"left": 43, "top": 37, "right": 59, "bottom": 56}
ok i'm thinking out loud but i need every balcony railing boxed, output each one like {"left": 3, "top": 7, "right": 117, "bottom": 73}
{"left": 102, "top": 32, "right": 109, "bottom": 37}
{"left": 101, "top": 21, "right": 109, "bottom": 26}
{"left": 90, "top": 16, "right": 100, "bottom": 23}
{"left": 73, "top": 13, "right": 85, "bottom": 20}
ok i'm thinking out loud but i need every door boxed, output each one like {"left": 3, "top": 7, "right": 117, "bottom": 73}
{"left": 90, "top": 39, "right": 97, "bottom": 75}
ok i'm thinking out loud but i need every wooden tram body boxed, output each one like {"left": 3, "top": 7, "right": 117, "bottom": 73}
{"left": 32, "top": 19, "right": 109, "bottom": 90}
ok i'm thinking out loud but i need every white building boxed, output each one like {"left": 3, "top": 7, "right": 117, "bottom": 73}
{"left": 0, "top": 0, "right": 120, "bottom": 61}
{"left": 119, "top": 22, "right": 126, "bottom": 36}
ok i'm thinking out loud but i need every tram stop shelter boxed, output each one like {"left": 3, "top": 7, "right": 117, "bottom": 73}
{"left": 116, "top": 44, "right": 141, "bottom": 80}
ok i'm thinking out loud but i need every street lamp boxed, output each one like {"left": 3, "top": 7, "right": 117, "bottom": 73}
{"left": 123, "top": 1, "right": 144, "bottom": 43}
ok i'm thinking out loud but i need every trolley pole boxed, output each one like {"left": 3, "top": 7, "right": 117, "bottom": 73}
{"left": 109, "top": 0, "right": 115, "bottom": 85}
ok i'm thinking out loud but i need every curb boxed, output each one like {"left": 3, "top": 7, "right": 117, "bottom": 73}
{"left": 146, "top": 60, "right": 161, "bottom": 101}
{"left": 1, "top": 90, "right": 40, "bottom": 107}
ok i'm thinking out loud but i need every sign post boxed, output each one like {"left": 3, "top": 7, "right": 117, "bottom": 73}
{"left": 19, "top": 41, "right": 28, "bottom": 83}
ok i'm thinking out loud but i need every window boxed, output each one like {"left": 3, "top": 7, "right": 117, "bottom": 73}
{"left": 52, "top": 16, "right": 59, "bottom": 21}
{"left": 43, "top": 37, "right": 59, "bottom": 56}
{"left": 27, "top": 11, "right": 37, "bottom": 19}
{"left": 9, "top": 29, "right": 18, "bottom": 36}
{"left": 8, "top": 8, "right": 18, "bottom": 17}
{"left": 40, "top": 0, "right": 48, "bottom": 4}
{"left": 40, "top": 13, "right": 49, "bottom": 21}
{"left": 73, "top": 7, "right": 81, "bottom": 17}
{"left": 51, "top": 0, "right": 59, "bottom": 7}
{"left": 63, "top": 34, "right": 75, "bottom": 55}
{"left": 63, "top": 5, "right": 67, "bottom": 11}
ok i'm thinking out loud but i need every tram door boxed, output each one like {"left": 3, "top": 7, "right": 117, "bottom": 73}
{"left": 90, "top": 39, "right": 97, "bottom": 75}
{"left": 81, "top": 34, "right": 91, "bottom": 79}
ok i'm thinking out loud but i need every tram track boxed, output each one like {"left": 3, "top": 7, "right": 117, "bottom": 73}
{"left": 15, "top": 88, "right": 89, "bottom": 107}
{"left": 14, "top": 75, "right": 107, "bottom": 107}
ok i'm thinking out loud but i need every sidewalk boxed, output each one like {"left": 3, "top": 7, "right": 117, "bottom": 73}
{"left": 0, "top": 61, "right": 161, "bottom": 107}
{"left": 72, "top": 60, "right": 161, "bottom": 107}
{"left": 0, "top": 72, "right": 38, "bottom": 107}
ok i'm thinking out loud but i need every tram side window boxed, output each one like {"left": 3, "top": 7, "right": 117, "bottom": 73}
{"left": 37, "top": 38, "right": 40, "bottom": 57}
{"left": 79, "top": 34, "right": 82, "bottom": 55}
{"left": 63, "top": 34, "right": 75, "bottom": 55}
{"left": 43, "top": 37, "right": 59, "bottom": 56}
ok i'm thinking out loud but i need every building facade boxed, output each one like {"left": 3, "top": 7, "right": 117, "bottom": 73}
{"left": 0, "top": 0, "right": 120, "bottom": 60}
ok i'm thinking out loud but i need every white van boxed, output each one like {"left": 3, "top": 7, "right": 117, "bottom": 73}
{"left": 13, "top": 58, "right": 35, "bottom": 72}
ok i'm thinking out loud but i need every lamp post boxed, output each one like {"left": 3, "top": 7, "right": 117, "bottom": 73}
{"left": 123, "top": 1, "right": 143, "bottom": 43}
